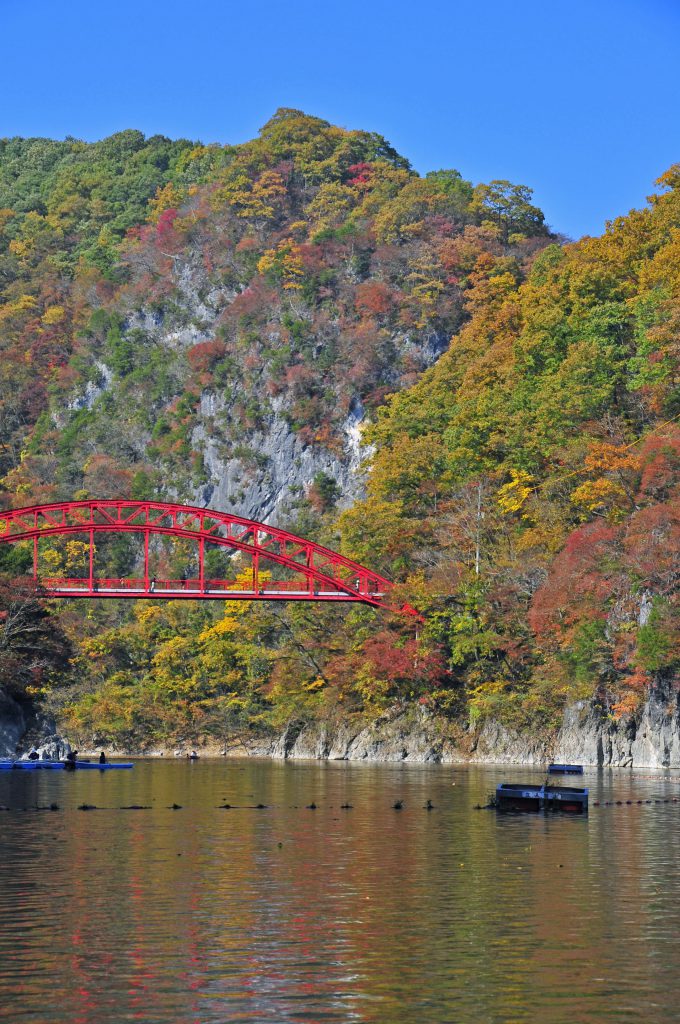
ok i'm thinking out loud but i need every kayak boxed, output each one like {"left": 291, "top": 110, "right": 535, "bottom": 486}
{"left": 0, "top": 760, "right": 134, "bottom": 771}
{"left": 70, "top": 762, "right": 133, "bottom": 770}
{"left": 0, "top": 760, "right": 63, "bottom": 770}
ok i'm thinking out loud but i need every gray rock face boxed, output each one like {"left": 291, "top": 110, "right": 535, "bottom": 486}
{"left": 255, "top": 694, "right": 680, "bottom": 769}
{"left": 0, "top": 695, "right": 69, "bottom": 759}
{"left": 548, "top": 698, "right": 680, "bottom": 769}
{"left": 68, "top": 361, "right": 113, "bottom": 411}
{"left": 115, "top": 254, "right": 445, "bottom": 527}
{"left": 34, "top": 737, "right": 71, "bottom": 760}
{"left": 258, "top": 707, "right": 464, "bottom": 763}
{"left": 11, "top": 696, "right": 676, "bottom": 767}
{"left": 0, "top": 693, "right": 27, "bottom": 757}
{"left": 194, "top": 393, "right": 369, "bottom": 523}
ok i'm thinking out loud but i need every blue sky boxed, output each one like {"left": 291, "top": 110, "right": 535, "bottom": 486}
{"left": 1, "top": 0, "right": 679, "bottom": 238}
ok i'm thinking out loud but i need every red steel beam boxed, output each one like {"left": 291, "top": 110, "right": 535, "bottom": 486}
{"left": 0, "top": 500, "right": 414, "bottom": 614}
{"left": 0, "top": 499, "right": 392, "bottom": 584}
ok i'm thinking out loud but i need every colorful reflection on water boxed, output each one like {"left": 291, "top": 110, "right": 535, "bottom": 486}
{"left": 1, "top": 759, "right": 680, "bottom": 1023}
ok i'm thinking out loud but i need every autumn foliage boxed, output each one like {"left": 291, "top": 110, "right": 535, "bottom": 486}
{"left": 1, "top": 114, "right": 680, "bottom": 743}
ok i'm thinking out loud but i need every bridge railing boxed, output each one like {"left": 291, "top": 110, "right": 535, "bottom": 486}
{"left": 40, "top": 577, "right": 386, "bottom": 596}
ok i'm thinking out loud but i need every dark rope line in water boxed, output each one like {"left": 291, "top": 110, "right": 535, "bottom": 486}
{"left": 2, "top": 796, "right": 676, "bottom": 812}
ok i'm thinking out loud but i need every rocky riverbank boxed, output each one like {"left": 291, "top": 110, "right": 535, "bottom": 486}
{"left": 0, "top": 693, "right": 69, "bottom": 760}
{"left": 6, "top": 692, "right": 680, "bottom": 769}
{"left": 257, "top": 697, "right": 680, "bottom": 769}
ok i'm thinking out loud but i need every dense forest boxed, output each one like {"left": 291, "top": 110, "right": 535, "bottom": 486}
{"left": 0, "top": 110, "right": 678, "bottom": 749}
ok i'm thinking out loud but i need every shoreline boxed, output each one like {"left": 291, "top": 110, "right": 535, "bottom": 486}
{"left": 72, "top": 748, "right": 680, "bottom": 778}
{"left": 66, "top": 695, "right": 680, "bottom": 771}
{"left": 9, "top": 690, "right": 680, "bottom": 770}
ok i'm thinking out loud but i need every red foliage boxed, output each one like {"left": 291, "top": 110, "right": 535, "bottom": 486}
{"left": 223, "top": 281, "right": 278, "bottom": 321}
{"left": 154, "top": 208, "right": 182, "bottom": 257}
{"left": 283, "top": 363, "right": 317, "bottom": 393}
{"left": 637, "top": 430, "right": 680, "bottom": 499}
{"left": 187, "top": 339, "right": 227, "bottom": 374}
{"left": 354, "top": 280, "right": 394, "bottom": 318}
{"left": 235, "top": 236, "right": 259, "bottom": 252}
{"left": 529, "top": 521, "right": 620, "bottom": 635}
{"left": 338, "top": 321, "right": 387, "bottom": 392}
{"left": 295, "top": 243, "right": 326, "bottom": 275}
{"left": 346, "top": 162, "right": 374, "bottom": 187}
{"left": 83, "top": 455, "right": 133, "bottom": 499}
{"left": 363, "top": 631, "right": 446, "bottom": 685}
{"left": 243, "top": 353, "right": 261, "bottom": 372}
{"left": 623, "top": 499, "right": 680, "bottom": 587}
{"left": 156, "top": 208, "right": 178, "bottom": 236}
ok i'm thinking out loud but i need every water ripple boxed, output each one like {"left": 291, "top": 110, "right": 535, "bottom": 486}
{"left": 1, "top": 761, "right": 680, "bottom": 1022}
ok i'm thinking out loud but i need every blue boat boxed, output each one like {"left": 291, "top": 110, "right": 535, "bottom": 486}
{"left": 0, "top": 759, "right": 63, "bottom": 770}
{"left": 71, "top": 761, "right": 133, "bottom": 770}
{"left": 548, "top": 763, "right": 584, "bottom": 775}
{"left": 0, "top": 759, "right": 133, "bottom": 771}
{"left": 496, "top": 782, "right": 588, "bottom": 814}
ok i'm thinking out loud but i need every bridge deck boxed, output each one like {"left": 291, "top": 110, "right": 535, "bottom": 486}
{"left": 40, "top": 578, "right": 384, "bottom": 602}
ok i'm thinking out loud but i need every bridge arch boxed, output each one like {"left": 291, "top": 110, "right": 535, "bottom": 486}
{"left": 0, "top": 500, "right": 413, "bottom": 613}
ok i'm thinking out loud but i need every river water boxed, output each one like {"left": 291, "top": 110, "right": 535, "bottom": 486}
{"left": 1, "top": 759, "right": 680, "bottom": 1024}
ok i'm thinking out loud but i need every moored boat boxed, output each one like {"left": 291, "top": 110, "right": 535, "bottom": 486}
{"left": 0, "top": 759, "right": 133, "bottom": 771}
{"left": 496, "top": 782, "right": 588, "bottom": 814}
{"left": 72, "top": 761, "right": 133, "bottom": 770}
{"left": 0, "top": 759, "right": 64, "bottom": 770}
{"left": 548, "top": 763, "right": 584, "bottom": 775}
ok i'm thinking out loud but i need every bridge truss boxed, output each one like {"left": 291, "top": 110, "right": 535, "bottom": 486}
{"left": 0, "top": 500, "right": 410, "bottom": 613}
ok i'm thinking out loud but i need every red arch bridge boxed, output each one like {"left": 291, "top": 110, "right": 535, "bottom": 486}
{"left": 0, "top": 500, "right": 415, "bottom": 615}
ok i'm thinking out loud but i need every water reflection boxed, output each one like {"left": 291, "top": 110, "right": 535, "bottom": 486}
{"left": 1, "top": 761, "right": 680, "bottom": 1022}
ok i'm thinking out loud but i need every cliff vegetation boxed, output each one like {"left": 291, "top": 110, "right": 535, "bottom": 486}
{"left": 0, "top": 111, "right": 678, "bottom": 749}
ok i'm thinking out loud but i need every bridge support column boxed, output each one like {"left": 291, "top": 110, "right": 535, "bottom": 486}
{"left": 199, "top": 536, "right": 204, "bottom": 592}
{"left": 89, "top": 530, "right": 94, "bottom": 590}
{"left": 144, "top": 530, "right": 149, "bottom": 590}
{"left": 33, "top": 535, "right": 38, "bottom": 581}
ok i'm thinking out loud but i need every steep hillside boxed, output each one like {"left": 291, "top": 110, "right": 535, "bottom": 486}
{"left": 341, "top": 165, "right": 680, "bottom": 726}
{"left": 1, "top": 110, "right": 547, "bottom": 529}
{"left": 13, "top": 113, "right": 679, "bottom": 750}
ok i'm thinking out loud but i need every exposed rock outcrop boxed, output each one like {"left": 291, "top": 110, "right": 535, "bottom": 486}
{"left": 114, "top": 253, "right": 449, "bottom": 526}
{"left": 0, "top": 694, "right": 69, "bottom": 759}
{"left": 193, "top": 392, "right": 369, "bottom": 523}
{"left": 0, "top": 692, "right": 28, "bottom": 758}
{"left": 15, "top": 688, "right": 680, "bottom": 770}
{"left": 258, "top": 693, "right": 680, "bottom": 769}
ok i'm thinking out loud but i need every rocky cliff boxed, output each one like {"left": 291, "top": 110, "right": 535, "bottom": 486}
{"left": 255, "top": 694, "right": 680, "bottom": 769}
{"left": 0, "top": 694, "right": 67, "bottom": 760}
{"left": 109, "top": 253, "right": 447, "bottom": 524}
{"left": 36, "top": 111, "right": 482, "bottom": 532}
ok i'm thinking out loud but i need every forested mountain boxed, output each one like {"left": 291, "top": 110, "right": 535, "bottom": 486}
{"left": 0, "top": 110, "right": 677, "bottom": 748}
